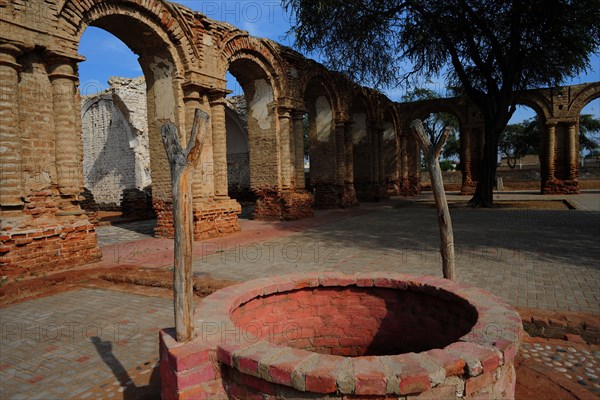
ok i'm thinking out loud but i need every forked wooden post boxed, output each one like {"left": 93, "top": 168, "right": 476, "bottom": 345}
{"left": 160, "top": 109, "right": 208, "bottom": 342}
{"left": 410, "top": 120, "right": 457, "bottom": 281}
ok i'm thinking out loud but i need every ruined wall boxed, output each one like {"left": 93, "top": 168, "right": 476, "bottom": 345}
{"left": 1, "top": 0, "right": 595, "bottom": 275}
{"left": 81, "top": 76, "right": 151, "bottom": 208}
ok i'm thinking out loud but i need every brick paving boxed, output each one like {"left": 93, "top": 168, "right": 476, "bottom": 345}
{"left": 1, "top": 191, "right": 599, "bottom": 399}
{"left": 0, "top": 289, "right": 172, "bottom": 400}
{"left": 192, "top": 193, "right": 600, "bottom": 314}
{"left": 95, "top": 220, "right": 156, "bottom": 247}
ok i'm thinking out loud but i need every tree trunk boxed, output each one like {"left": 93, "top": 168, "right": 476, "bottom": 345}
{"left": 470, "top": 125, "right": 501, "bottom": 207}
{"left": 411, "top": 120, "right": 456, "bottom": 281}
{"left": 161, "top": 110, "right": 208, "bottom": 343}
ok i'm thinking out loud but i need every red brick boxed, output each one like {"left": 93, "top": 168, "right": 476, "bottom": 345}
{"left": 304, "top": 355, "right": 340, "bottom": 393}
{"left": 176, "top": 363, "right": 217, "bottom": 390}
{"left": 465, "top": 371, "right": 496, "bottom": 396}
{"left": 423, "top": 349, "right": 465, "bottom": 377}
{"left": 413, "top": 384, "right": 457, "bottom": 399}
{"left": 352, "top": 356, "right": 387, "bottom": 395}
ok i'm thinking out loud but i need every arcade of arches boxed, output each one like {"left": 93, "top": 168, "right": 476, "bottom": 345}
{"left": 1, "top": 0, "right": 599, "bottom": 275}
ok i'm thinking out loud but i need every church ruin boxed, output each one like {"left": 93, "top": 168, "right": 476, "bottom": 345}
{"left": 0, "top": 0, "right": 598, "bottom": 275}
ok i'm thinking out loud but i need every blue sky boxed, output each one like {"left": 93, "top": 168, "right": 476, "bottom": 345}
{"left": 78, "top": 0, "right": 600, "bottom": 122}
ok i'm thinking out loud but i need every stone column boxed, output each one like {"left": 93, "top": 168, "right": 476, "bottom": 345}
{"left": 209, "top": 92, "right": 230, "bottom": 199}
{"left": 344, "top": 121, "right": 355, "bottom": 185}
{"left": 460, "top": 126, "right": 474, "bottom": 194}
{"left": 183, "top": 85, "right": 210, "bottom": 200}
{"left": 543, "top": 122, "right": 556, "bottom": 183}
{"left": 400, "top": 134, "right": 409, "bottom": 191}
{"left": 0, "top": 44, "right": 23, "bottom": 207}
{"left": 334, "top": 117, "right": 347, "bottom": 186}
{"left": 292, "top": 110, "right": 306, "bottom": 189}
{"left": 376, "top": 126, "right": 386, "bottom": 198}
{"left": 47, "top": 54, "right": 85, "bottom": 213}
{"left": 567, "top": 122, "right": 578, "bottom": 181}
{"left": 277, "top": 107, "right": 293, "bottom": 191}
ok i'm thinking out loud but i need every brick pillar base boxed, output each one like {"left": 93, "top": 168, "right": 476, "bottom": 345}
{"left": 313, "top": 183, "right": 339, "bottom": 209}
{"left": 339, "top": 183, "right": 359, "bottom": 208}
{"left": 254, "top": 189, "right": 314, "bottom": 221}
{"left": 194, "top": 199, "right": 241, "bottom": 239}
{"left": 542, "top": 179, "right": 579, "bottom": 194}
{"left": 153, "top": 198, "right": 241, "bottom": 240}
{"left": 460, "top": 178, "right": 477, "bottom": 195}
{"left": 354, "top": 182, "right": 380, "bottom": 202}
{"left": 386, "top": 179, "right": 401, "bottom": 197}
{"left": 399, "top": 177, "right": 421, "bottom": 196}
{"left": 376, "top": 182, "right": 390, "bottom": 200}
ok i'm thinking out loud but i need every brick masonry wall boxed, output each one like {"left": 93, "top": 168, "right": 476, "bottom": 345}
{"left": 230, "top": 287, "right": 477, "bottom": 356}
{"left": 0, "top": 49, "right": 102, "bottom": 276}
{"left": 0, "top": 220, "right": 101, "bottom": 276}
{"left": 254, "top": 190, "right": 314, "bottom": 221}
{"left": 81, "top": 77, "right": 150, "bottom": 208}
{"left": 153, "top": 198, "right": 241, "bottom": 240}
{"left": 159, "top": 272, "right": 523, "bottom": 399}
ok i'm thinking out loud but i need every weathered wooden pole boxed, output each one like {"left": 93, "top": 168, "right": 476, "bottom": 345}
{"left": 161, "top": 109, "right": 208, "bottom": 342}
{"left": 410, "top": 120, "right": 457, "bottom": 281}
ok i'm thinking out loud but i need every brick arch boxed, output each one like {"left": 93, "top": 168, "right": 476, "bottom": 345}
{"left": 300, "top": 66, "right": 342, "bottom": 116}
{"left": 405, "top": 98, "right": 467, "bottom": 128}
{"left": 567, "top": 82, "right": 600, "bottom": 118}
{"left": 350, "top": 89, "right": 378, "bottom": 122}
{"left": 516, "top": 91, "right": 553, "bottom": 120}
{"left": 55, "top": 0, "right": 196, "bottom": 72}
{"left": 220, "top": 33, "right": 288, "bottom": 99}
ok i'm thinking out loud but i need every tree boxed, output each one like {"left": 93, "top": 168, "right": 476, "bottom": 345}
{"left": 411, "top": 120, "right": 456, "bottom": 280}
{"left": 500, "top": 113, "right": 600, "bottom": 167}
{"left": 161, "top": 109, "right": 207, "bottom": 342}
{"left": 284, "top": 0, "right": 600, "bottom": 206}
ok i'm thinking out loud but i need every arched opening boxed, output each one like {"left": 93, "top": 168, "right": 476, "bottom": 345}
{"left": 225, "top": 56, "right": 279, "bottom": 218}
{"left": 223, "top": 72, "right": 251, "bottom": 208}
{"left": 78, "top": 28, "right": 153, "bottom": 226}
{"left": 304, "top": 78, "right": 337, "bottom": 208}
{"left": 498, "top": 105, "right": 544, "bottom": 191}
{"left": 76, "top": 12, "right": 184, "bottom": 238}
{"left": 411, "top": 108, "right": 462, "bottom": 192}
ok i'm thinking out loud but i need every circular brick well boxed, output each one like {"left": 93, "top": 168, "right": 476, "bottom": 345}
{"left": 159, "top": 272, "right": 524, "bottom": 399}
{"left": 231, "top": 286, "right": 478, "bottom": 357}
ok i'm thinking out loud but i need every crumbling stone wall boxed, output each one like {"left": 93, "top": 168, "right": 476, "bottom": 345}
{"left": 81, "top": 76, "right": 151, "bottom": 209}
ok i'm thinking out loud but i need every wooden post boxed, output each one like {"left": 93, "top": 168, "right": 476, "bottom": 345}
{"left": 410, "top": 120, "right": 457, "bottom": 281}
{"left": 161, "top": 109, "right": 208, "bottom": 342}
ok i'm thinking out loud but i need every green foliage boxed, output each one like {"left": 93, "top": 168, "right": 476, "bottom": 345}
{"left": 442, "top": 131, "right": 460, "bottom": 160}
{"left": 439, "top": 160, "right": 456, "bottom": 171}
{"left": 285, "top": 0, "right": 600, "bottom": 95}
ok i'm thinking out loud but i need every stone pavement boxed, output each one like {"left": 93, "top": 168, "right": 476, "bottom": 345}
{"left": 0, "top": 289, "right": 172, "bottom": 400}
